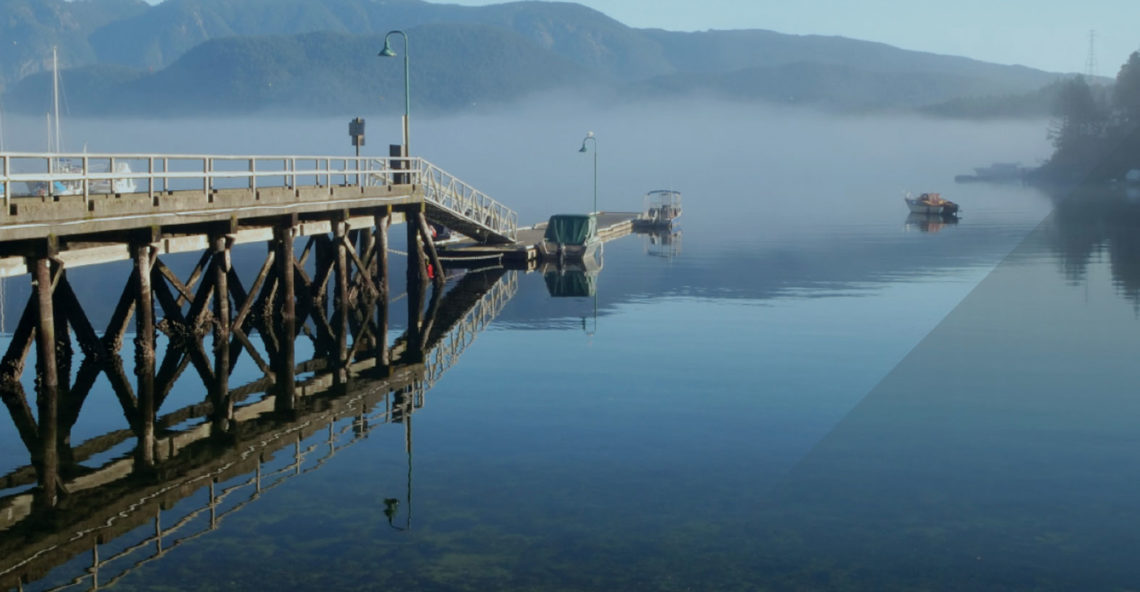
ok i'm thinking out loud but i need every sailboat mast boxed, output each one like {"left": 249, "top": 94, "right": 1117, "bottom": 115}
{"left": 52, "top": 46, "right": 61, "bottom": 154}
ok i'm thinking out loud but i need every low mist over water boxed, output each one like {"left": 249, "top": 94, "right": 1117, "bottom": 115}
{"left": 4, "top": 97, "right": 1053, "bottom": 224}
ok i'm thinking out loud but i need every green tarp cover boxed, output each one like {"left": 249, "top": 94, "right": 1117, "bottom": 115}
{"left": 544, "top": 214, "right": 596, "bottom": 245}
{"left": 544, "top": 270, "right": 596, "bottom": 298}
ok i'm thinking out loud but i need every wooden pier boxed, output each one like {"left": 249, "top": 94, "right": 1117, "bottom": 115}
{"left": 0, "top": 149, "right": 519, "bottom": 511}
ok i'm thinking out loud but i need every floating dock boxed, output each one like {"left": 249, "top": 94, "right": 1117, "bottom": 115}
{"left": 436, "top": 211, "right": 639, "bottom": 269}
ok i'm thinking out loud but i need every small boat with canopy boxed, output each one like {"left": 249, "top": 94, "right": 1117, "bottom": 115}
{"left": 537, "top": 213, "right": 600, "bottom": 262}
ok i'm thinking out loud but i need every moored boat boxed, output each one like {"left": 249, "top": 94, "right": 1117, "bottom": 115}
{"left": 632, "top": 189, "right": 682, "bottom": 230}
{"left": 537, "top": 213, "right": 600, "bottom": 262}
{"left": 904, "top": 192, "right": 959, "bottom": 217}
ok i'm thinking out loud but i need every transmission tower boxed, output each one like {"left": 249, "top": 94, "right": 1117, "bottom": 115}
{"left": 1085, "top": 29, "right": 1098, "bottom": 78}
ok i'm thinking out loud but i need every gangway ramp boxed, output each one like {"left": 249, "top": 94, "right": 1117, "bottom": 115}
{"left": 415, "top": 159, "right": 517, "bottom": 244}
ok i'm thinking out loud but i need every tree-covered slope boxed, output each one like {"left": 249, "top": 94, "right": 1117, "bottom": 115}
{"left": 8, "top": 25, "right": 592, "bottom": 116}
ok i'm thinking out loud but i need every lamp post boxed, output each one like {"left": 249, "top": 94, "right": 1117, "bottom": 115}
{"left": 379, "top": 30, "right": 411, "bottom": 156}
{"left": 578, "top": 131, "right": 596, "bottom": 215}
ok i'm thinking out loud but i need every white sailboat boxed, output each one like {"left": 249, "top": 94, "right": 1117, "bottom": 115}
{"left": 31, "top": 47, "right": 135, "bottom": 197}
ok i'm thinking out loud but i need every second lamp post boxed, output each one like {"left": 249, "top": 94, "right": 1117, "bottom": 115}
{"left": 379, "top": 30, "right": 411, "bottom": 155}
{"left": 578, "top": 131, "right": 597, "bottom": 214}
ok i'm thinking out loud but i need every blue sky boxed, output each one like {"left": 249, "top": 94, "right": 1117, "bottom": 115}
{"left": 442, "top": 0, "right": 1139, "bottom": 75}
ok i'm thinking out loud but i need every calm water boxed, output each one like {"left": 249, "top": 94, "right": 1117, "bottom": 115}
{"left": 5, "top": 103, "right": 1140, "bottom": 590}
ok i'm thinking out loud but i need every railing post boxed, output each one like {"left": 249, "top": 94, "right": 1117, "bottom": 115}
{"left": 82, "top": 155, "right": 90, "bottom": 204}
{"left": 148, "top": 157, "right": 155, "bottom": 201}
{"left": 46, "top": 155, "right": 54, "bottom": 199}
{"left": 249, "top": 158, "right": 257, "bottom": 193}
{"left": 3, "top": 154, "right": 9, "bottom": 211}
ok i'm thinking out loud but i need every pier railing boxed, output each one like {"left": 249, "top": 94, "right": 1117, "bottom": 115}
{"left": 0, "top": 152, "right": 400, "bottom": 201}
{"left": 0, "top": 151, "right": 518, "bottom": 243}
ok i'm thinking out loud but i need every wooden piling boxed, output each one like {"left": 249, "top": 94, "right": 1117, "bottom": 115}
{"left": 417, "top": 212, "right": 446, "bottom": 290}
{"left": 375, "top": 211, "right": 390, "bottom": 373}
{"left": 334, "top": 220, "right": 349, "bottom": 385}
{"left": 133, "top": 242, "right": 156, "bottom": 467}
{"left": 32, "top": 256, "right": 60, "bottom": 506}
{"left": 406, "top": 207, "right": 427, "bottom": 288}
{"left": 211, "top": 235, "right": 233, "bottom": 435}
{"left": 273, "top": 225, "right": 296, "bottom": 414}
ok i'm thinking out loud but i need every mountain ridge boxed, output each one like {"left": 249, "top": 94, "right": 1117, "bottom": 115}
{"left": 0, "top": 0, "right": 1075, "bottom": 117}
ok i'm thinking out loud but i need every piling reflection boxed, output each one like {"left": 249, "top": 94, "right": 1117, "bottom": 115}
{"left": 0, "top": 251, "right": 516, "bottom": 590}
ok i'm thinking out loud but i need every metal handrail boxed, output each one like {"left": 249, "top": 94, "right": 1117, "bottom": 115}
{"left": 414, "top": 159, "right": 518, "bottom": 241}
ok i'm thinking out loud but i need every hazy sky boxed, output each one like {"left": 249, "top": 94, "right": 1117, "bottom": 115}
{"left": 440, "top": 0, "right": 1139, "bottom": 75}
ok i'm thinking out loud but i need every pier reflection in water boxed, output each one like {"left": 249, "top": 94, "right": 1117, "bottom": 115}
{"left": 0, "top": 223, "right": 516, "bottom": 590}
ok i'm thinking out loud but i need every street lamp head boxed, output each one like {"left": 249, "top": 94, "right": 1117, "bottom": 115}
{"left": 579, "top": 131, "right": 595, "bottom": 153}
{"left": 378, "top": 39, "right": 397, "bottom": 57}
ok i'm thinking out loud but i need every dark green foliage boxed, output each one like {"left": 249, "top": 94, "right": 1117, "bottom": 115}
{"left": 1114, "top": 52, "right": 1140, "bottom": 124}
{"left": 1036, "top": 54, "right": 1140, "bottom": 183}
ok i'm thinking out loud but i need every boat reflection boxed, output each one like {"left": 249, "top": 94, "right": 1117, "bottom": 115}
{"left": 905, "top": 212, "right": 959, "bottom": 233}
{"left": 0, "top": 268, "right": 517, "bottom": 591}
{"left": 643, "top": 228, "right": 682, "bottom": 258}
{"left": 542, "top": 252, "right": 602, "bottom": 299}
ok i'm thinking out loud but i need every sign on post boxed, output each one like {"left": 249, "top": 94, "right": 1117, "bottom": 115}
{"left": 349, "top": 118, "right": 365, "bottom": 152}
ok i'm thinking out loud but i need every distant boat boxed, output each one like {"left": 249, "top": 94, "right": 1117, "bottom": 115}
{"left": 632, "top": 189, "right": 682, "bottom": 230}
{"left": 954, "top": 162, "right": 1026, "bottom": 183}
{"left": 904, "top": 192, "right": 959, "bottom": 217}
